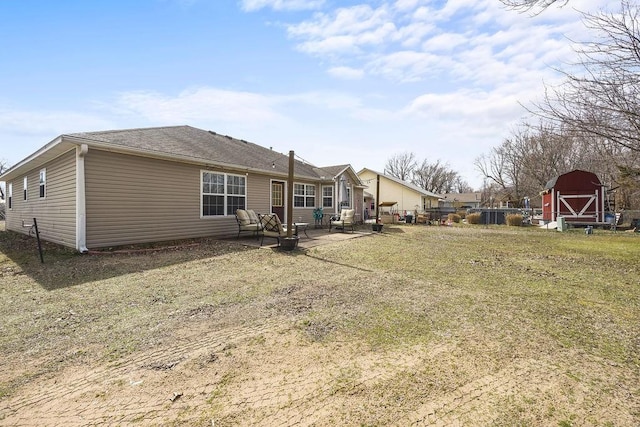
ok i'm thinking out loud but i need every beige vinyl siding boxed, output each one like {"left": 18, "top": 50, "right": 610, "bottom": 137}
{"left": 246, "top": 176, "right": 271, "bottom": 214}
{"left": 358, "top": 170, "right": 425, "bottom": 214}
{"left": 84, "top": 150, "right": 273, "bottom": 249}
{"left": 4, "top": 150, "right": 77, "bottom": 248}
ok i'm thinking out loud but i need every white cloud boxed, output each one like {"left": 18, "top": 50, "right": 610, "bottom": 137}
{"left": 422, "top": 32, "right": 469, "bottom": 53}
{"left": 113, "top": 87, "right": 285, "bottom": 124}
{"left": 240, "top": 0, "right": 325, "bottom": 12}
{"left": 284, "top": 0, "right": 611, "bottom": 88}
{"left": 327, "top": 66, "right": 365, "bottom": 80}
{"left": 405, "top": 89, "right": 520, "bottom": 122}
{"left": 0, "top": 108, "right": 113, "bottom": 137}
{"left": 288, "top": 4, "right": 397, "bottom": 56}
{"left": 367, "top": 50, "right": 447, "bottom": 82}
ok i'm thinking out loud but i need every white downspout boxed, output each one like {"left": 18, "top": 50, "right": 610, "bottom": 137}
{"left": 76, "top": 144, "right": 89, "bottom": 253}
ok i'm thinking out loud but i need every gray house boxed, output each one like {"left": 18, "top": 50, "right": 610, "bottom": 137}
{"left": 0, "top": 126, "right": 364, "bottom": 251}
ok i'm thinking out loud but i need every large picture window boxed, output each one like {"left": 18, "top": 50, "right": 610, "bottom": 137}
{"left": 201, "top": 171, "right": 246, "bottom": 217}
{"left": 294, "top": 183, "right": 315, "bottom": 208}
{"left": 322, "top": 185, "right": 333, "bottom": 209}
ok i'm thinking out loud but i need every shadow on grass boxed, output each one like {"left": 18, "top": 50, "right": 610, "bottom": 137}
{"left": 0, "top": 229, "right": 259, "bottom": 291}
{"left": 375, "top": 225, "right": 407, "bottom": 234}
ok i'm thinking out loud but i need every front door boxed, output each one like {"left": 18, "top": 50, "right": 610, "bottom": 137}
{"left": 271, "top": 181, "right": 285, "bottom": 222}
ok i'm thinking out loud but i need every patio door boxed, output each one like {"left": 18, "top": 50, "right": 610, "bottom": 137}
{"left": 271, "top": 181, "right": 285, "bottom": 222}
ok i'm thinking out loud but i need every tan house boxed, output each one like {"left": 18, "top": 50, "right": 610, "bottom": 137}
{"left": 357, "top": 168, "right": 441, "bottom": 220}
{"left": 439, "top": 192, "right": 485, "bottom": 210}
{"left": 0, "top": 125, "right": 364, "bottom": 251}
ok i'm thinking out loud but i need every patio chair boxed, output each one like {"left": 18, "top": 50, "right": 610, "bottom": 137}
{"left": 329, "top": 208, "right": 355, "bottom": 233}
{"left": 235, "top": 209, "right": 262, "bottom": 239}
{"left": 259, "top": 213, "right": 289, "bottom": 246}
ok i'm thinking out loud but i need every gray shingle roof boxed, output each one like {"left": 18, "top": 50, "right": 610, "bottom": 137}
{"left": 68, "top": 125, "right": 325, "bottom": 179}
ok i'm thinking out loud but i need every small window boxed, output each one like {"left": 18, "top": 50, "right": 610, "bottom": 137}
{"left": 294, "top": 183, "right": 315, "bottom": 208}
{"left": 7, "top": 183, "right": 12, "bottom": 209}
{"left": 322, "top": 185, "right": 333, "bottom": 209}
{"left": 39, "top": 169, "right": 46, "bottom": 198}
{"left": 272, "top": 182, "right": 284, "bottom": 207}
{"left": 23, "top": 177, "right": 28, "bottom": 201}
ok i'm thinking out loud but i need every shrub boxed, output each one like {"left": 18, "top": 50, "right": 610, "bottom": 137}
{"left": 448, "top": 213, "right": 461, "bottom": 223}
{"left": 456, "top": 210, "right": 467, "bottom": 220}
{"left": 506, "top": 214, "right": 523, "bottom": 226}
{"left": 466, "top": 213, "right": 481, "bottom": 224}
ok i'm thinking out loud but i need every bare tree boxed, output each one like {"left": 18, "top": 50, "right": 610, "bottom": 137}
{"left": 452, "top": 176, "right": 474, "bottom": 193}
{"left": 0, "top": 158, "right": 7, "bottom": 201}
{"left": 384, "top": 152, "right": 417, "bottom": 181}
{"left": 534, "top": 1, "right": 640, "bottom": 154}
{"left": 501, "top": 0, "right": 567, "bottom": 13}
{"left": 475, "top": 122, "right": 594, "bottom": 206}
{"left": 412, "top": 159, "right": 460, "bottom": 194}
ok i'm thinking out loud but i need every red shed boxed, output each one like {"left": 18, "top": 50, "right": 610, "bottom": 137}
{"left": 541, "top": 170, "right": 606, "bottom": 223}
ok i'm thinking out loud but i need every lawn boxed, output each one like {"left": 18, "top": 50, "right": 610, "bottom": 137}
{"left": 0, "top": 221, "right": 638, "bottom": 426}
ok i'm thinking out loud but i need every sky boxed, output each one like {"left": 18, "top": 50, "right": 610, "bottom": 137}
{"left": 0, "top": 0, "right": 615, "bottom": 190}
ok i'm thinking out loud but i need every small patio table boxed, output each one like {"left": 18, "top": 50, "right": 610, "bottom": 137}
{"left": 294, "top": 223, "right": 310, "bottom": 238}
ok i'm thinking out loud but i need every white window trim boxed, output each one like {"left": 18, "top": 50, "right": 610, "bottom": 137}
{"left": 322, "top": 185, "right": 333, "bottom": 209}
{"left": 23, "top": 176, "right": 28, "bottom": 201}
{"left": 293, "top": 183, "right": 316, "bottom": 208}
{"left": 7, "top": 182, "right": 12, "bottom": 210}
{"left": 39, "top": 168, "right": 47, "bottom": 199}
{"left": 200, "top": 170, "right": 247, "bottom": 218}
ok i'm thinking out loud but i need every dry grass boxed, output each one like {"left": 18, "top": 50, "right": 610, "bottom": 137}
{"left": 0, "top": 221, "right": 639, "bottom": 426}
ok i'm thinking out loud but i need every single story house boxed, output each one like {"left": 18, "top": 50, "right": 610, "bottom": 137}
{"left": 439, "top": 192, "right": 484, "bottom": 210}
{"left": 0, "top": 125, "right": 364, "bottom": 251}
{"left": 357, "top": 168, "right": 441, "bottom": 219}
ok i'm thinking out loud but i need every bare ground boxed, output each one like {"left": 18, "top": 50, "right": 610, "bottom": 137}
{"left": 0, "top": 221, "right": 638, "bottom": 426}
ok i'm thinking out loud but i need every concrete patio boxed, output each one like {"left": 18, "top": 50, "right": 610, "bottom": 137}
{"left": 232, "top": 225, "right": 376, "bottom": 249}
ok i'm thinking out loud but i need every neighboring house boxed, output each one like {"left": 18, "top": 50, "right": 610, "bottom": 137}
{"left": 357, "top": 168, "right": 441, "bottom": 218}
{"left": 0, "top": 125, "right": 364, "bottom": 251}
{"left": 440, "top": 192, "right": 484, "bottom": 210}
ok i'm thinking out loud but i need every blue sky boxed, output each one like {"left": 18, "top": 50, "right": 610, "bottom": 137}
{"left": 0, "top": 0, "right": 613, "bottom": 189}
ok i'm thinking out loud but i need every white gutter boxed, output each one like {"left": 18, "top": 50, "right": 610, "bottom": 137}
{"left": 76, "top": 144, "right": 89, "bottom": 253}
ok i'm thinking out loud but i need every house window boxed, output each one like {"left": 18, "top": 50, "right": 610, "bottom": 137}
{"left": 39, "top": 169, "right": 46, "bottom": 198}
{"left": 201, "top": 171, "right": 246, "bottom": 217}
{"left": 23, "top": 177, "right": 28, "bottom": 201}
{"left": 226, "top": 174, "right": 246, "bottom": 214}
{"left": 294, "top": 183, "right": 315, "bottom": 208}
{"left": 7, "top": 183, "right": 12, "bottom": 209}
{"left": 322, "top": 185, "right": 333, "bottom": 209}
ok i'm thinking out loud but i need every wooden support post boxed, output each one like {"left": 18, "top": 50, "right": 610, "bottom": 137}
{"left": 286, "top": 150, "right": 294, "bottom": 239}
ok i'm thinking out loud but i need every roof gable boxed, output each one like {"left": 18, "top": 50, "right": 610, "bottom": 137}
{"left": 357, "top": 168, "right": 441, "bottom": 198}
{"left": 318, "top": 164, "right": 364, "bottom": 186}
